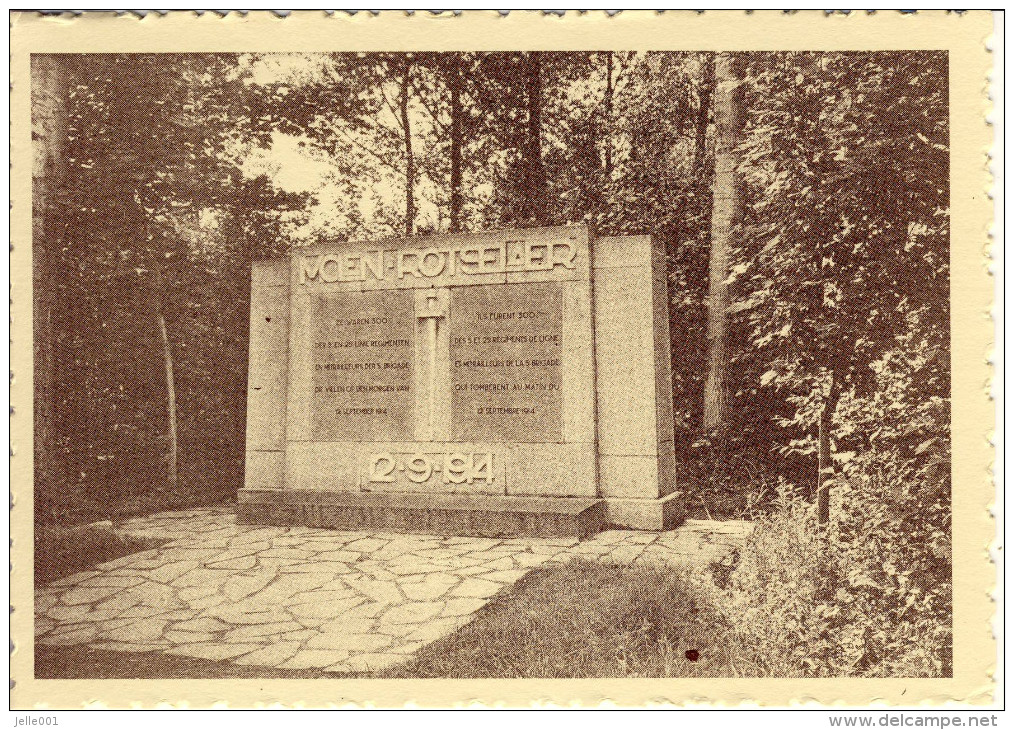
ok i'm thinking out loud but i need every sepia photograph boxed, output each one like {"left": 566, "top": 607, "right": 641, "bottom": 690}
{"left": 12, "top": 10, "right": 995, "bottom": 709}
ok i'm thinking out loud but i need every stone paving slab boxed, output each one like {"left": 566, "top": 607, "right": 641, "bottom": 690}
{"left": 36, "top": 507, "right": 753, "bottom": 673}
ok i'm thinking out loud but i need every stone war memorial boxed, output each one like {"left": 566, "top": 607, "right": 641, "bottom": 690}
{"left": 239, "top": 225, "right": 681, "bottom": 539}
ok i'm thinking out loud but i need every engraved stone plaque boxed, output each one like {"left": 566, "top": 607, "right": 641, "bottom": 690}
{"left": 449, "top": 282, "right": 563, "bottom": 442}
{"left": 310, "top": 290, "right": 414, "bottom": 440}
{"left": 359, "top": 449, "right": 506, "bottom": 493}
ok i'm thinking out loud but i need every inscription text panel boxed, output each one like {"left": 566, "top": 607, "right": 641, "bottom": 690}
{"left": 310, "top": 291, "right": 414, "bottom": 440}
{"left": 449, "top": 283, "right": 563, "bottom": 442}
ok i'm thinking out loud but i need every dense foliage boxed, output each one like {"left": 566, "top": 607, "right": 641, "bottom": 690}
{"left": 707, "top": 51, "right": 951, "bottom": 676}
{"left": 729, "top": 51, "right": 948, "bottom": 446}
{"left": 37, "top": 54, "right": 306, "bottom": 521}
{"left": 697, "top": 474, "right": 948, "bottom": 677}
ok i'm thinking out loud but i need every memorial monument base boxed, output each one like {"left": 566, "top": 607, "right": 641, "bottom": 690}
{"left": 237, "top": 489, "right": 607, "bottom": 540}
{"left": 603, "top": 491, "right": 686, "bottom": 531}
{"left": 237, "top": 489, "right": 685, "bottom": 539}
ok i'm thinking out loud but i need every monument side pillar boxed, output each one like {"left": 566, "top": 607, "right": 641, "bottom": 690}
{"left": 593, "top": 236, "right": 684, "bottom": 530}
{"left": 242, "top": 260, "right": 291, "bottom": 495}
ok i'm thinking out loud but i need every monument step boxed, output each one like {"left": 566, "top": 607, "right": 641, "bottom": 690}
{"left": 236, "top": 489, "right": 606, "bottom": 540}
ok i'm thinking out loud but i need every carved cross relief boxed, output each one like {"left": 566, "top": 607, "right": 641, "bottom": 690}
{"left": 413, "top": 287, "right": 449, "bottom": 442}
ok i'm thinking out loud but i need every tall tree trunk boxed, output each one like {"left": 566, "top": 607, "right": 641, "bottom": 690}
{"left": 157, "top": 306, "right": 178, "bottom": 493}
{"left": 702, "top": 52, "right": 744, "bottom": 433}
{"left": 150, "top": 237, "right": 179, "bottom": 495}
{"left": 816, "top": 376, "right": 843, "bottom": 527}
{"left": 694, "top": 53, "right": 715, "bottom": 173}
{"left": 399, "top": 59, "right": 415, "bottom": 236}
{"left": 523, "top": 52, "right": 546, "bottom": 226}
{"left": 448, "top": 58, "right": 463, "bottom": 233}
{"left": 603, "top": 52, "right": 614, "bottom": 176}
{"left": 31, "top": 55, "right": 69, "bottom": 494}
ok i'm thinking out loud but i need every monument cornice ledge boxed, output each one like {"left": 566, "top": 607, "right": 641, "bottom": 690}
{"left": 292, "top": 223, "right": 591, "bottom": 254}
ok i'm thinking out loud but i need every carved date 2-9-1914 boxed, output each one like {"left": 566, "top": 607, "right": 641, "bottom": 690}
{"left": 366, "top": 451, "right": 496, "bottom": 485}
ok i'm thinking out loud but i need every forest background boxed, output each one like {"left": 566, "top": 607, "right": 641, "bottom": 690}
{"left": 31, "top": 51, "right": 951, "bottom": 676}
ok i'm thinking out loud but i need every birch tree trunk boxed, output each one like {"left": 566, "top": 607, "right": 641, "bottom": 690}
{"left": 703, "top": 52, "right": 744, "bottom": 433}
{"left": 157, "top": 308, "right": 178, "bottom": 493}
{"left": 31, "top": 55, "right": 69, "bottom": 493}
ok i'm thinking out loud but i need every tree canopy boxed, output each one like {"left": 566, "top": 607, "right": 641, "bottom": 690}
{"left": 732, "top": 51, "right": 948, "bottom": 404}
{"left": 35, "top": 51, "right": 949, "bottom": 531}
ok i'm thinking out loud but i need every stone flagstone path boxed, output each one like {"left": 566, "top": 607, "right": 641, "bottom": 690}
{"left": 36, "top": 507, "right": 753, "bottom": 673}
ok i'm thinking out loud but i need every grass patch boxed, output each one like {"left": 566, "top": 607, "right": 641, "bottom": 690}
{"left": 34, "top": 644, "right": 366, "bottom": 680}
{"left": 384, "top": 559, "right": 733, "bottom": 678}
{"left": 34, "top": 523, "right": 168, "bottom": 586}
